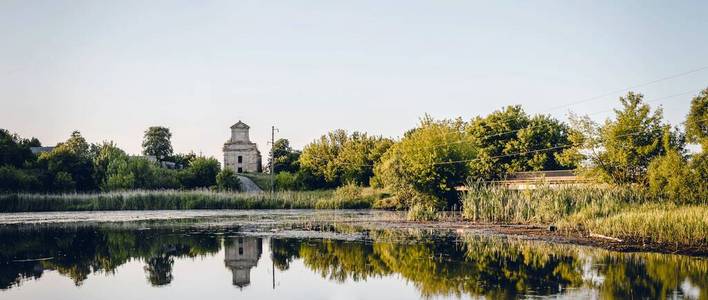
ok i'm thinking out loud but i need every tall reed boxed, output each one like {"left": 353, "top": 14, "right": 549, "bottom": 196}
{"left": 461, "top": 181, "right": 645, "bottom": 224}
{"left": 0, "top": 190, "right": 333, "bottom": 212}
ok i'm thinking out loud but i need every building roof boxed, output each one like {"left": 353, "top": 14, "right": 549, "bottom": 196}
{"left": 230, "top": 121, "right": 250, "bottom": 129}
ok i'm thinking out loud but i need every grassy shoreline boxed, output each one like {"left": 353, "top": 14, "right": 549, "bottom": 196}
{"left": 0, "top": 190, "right": 333, "bottom": 212}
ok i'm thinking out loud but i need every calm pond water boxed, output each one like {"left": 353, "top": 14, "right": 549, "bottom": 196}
{"left": 0, "top": 210, "right": 706, "bottom": 300}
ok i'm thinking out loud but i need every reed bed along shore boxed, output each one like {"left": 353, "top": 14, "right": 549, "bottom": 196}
{"left": 559, "top": 203, "right": 708, "bottom": 249}
{"left": 460, "top": 182, "right": 708, "bottom": 249}
{"left": 0, "top": 190, "right": 335, "bottom": 212}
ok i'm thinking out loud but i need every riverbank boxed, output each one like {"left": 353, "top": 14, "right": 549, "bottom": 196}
{"left": 0, "top": 190, "right": 332, "bottom": 211}
{"left": 0, "top": 187, "right": 387, "bottom": 212}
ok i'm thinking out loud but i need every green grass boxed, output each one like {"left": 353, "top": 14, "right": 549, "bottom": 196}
{"left": 0, "top": 190, "right": 333, "bottom": 212}
{"left": 0, "top": 186, "right": 391, "bottom": 212}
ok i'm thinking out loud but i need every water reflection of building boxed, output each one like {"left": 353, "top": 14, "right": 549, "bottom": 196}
{"left": 224, "top": 237, "right": 262, "bottom": 288}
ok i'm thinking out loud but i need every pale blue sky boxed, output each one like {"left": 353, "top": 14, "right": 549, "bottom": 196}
{"left": 2, "top": 0, "right": 707, "bottom": 160}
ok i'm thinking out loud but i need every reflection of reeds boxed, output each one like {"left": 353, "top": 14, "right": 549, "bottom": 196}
{"left": 0, "top": 190, "right": 333, "bottom": 212}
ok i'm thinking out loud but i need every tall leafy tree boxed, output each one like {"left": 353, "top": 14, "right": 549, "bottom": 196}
{"left": 0, "top": 129, "right": 38, "bottom": 167}
{"left": 268, "top": 138, "right": 301, "bottom": 174}
{"left": 465, "top": 106, "right": 571, "bottom": 180}
{"left": 142, "top": 127, "right": 173, "bottom": 161}
{"left": 685, "top": 87, "right": 708, "bottom": 150}
{"left": 178, "top": 157, "right": 220, "bottom": 188}
{"left": 300, "top": 130, "right": 393, "bottom": 186}
{"left": 39, "top": 131, "right": 96, "bottom": 191}
{"left": 567, "top": 92, "right": 678, "bottom": 185}
{"left": 374, "top": 116, "right": 474, "bottom": 208}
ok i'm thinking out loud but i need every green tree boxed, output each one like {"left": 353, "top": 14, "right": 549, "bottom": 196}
{"left": 53, "top": 171, "right": 76, "bottom": 192}
{"left": 0, "top": 166, "right": 40, "bottom": 192}
{"left": 374, "top": 116, "right": 474, "bottom": 208}
{"left": 647, "top": 150, "right": 695, "bottom": 203}
{"left": 178, "top": 157, "right": 220, "bottom": 188}
{"left": 105, "top": 156, "right": 135, "bottom": 190}
{"left": 92, "top": 141, "right": 127, "bottom": 188}
{"left": 268, "top": 138, "right": 301, "bottom": 174}
{"left": 142, "top": 127, "right": 173, "bottom": 161}
{"left": 685, "top": 87, "right": 708, "bottom": 150}
{"left": 300, "top": 130, "right": 393, "bottom": 187}
{"left": 275, "top": 171, "right": 297, "bottom": 190}
{"left": 566, "top": 92, "right": 677, "bottom": 185}
{"left": 465, "top": 106, "right": 572, "bottom": 180}
{"left": 39, "top": 131, "right": 95, "bottom": 191}
{"left": 216, "top": 168, "right": 241, "bottom": 191}
{"left": 0, "top": 129, "right": 38, "bottom": 168}
{"left": 169, "top": 152, "right": 196, "bottom": 168}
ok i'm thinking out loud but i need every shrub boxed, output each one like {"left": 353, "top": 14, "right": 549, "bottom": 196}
{"left": 275, "top": 172, "right": 297, "bottom": 191}
{"left": 216, "top": 169, "right": 241, "bottom": 191}
{"left": 0, "top": 166, "right": 40, "bottom": 192}
{"left": 313, "top": 183, "right": 387, "bottom": 209}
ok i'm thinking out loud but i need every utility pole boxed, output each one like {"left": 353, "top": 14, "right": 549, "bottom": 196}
{"left": 270, "top": 126, "right": 278, "bottom": 197}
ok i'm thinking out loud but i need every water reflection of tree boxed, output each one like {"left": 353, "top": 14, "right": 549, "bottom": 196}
{"left": 270, "top": 231, "right": 708, "bottom": 299}
{"left": 0, "top": 225, "right": 221, "bottom": 289}
{"left": 145, "top": 254, "right": 174, "bottom": 286}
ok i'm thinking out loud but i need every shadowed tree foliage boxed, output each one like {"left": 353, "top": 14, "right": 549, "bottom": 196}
{"left": 38, "top": 131, "right": 96, "bottom": 191}
{"left": 268, "top": 138, "right": 301, "bottom": 174}
{"left": 178, "top": 157, "right": 221, "bottom": 188}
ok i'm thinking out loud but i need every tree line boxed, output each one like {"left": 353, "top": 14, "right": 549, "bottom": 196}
{"left": 2, "top": 88, "right": 706, "bottom": 206}
{"left": 270, "top": 89, "right": 708, "bottom": 208}
{"left": 0, "top": 127, "right": 240, "bottom": 192}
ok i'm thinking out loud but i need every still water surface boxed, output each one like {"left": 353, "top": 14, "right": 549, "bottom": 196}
{"left": 0, "top": 210, "right": 706, "bottom": 299}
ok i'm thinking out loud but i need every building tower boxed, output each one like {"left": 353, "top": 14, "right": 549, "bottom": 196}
{"left": 223, "top": 121, "right": 262, "bottom": 173}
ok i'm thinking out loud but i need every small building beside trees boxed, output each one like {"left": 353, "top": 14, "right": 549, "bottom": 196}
{"left": 223, "top": 121, "right": 262, "bottom": 173}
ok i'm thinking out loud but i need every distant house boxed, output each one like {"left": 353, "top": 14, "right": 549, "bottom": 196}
{"left": 30, "top": 146, "right": 55, "bottom": 155}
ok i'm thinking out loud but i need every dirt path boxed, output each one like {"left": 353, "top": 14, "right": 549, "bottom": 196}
{"left": 237, "top": 176, "right": 263, "bottom": 192}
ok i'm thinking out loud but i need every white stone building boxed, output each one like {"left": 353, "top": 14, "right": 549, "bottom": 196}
{"left": 223, "top": 121, "right": 262, "bottom": 173}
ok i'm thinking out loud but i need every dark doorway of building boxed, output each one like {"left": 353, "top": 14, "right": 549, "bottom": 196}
{"left": 237, "top": 167, "right": 243, "bottom": 173}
